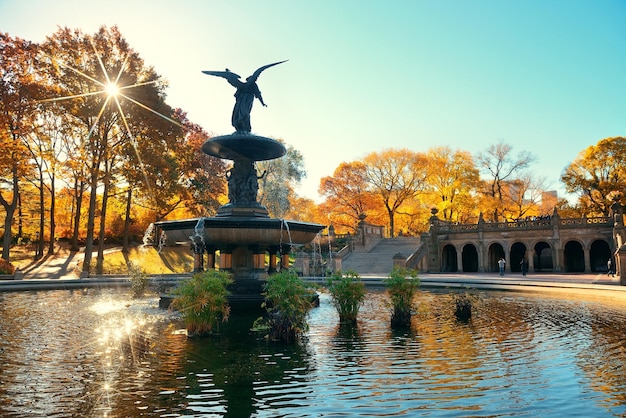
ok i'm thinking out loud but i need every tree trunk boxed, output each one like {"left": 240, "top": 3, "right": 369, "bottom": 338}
{"left": 388, "top": 210, "right": 395, "bottom": 238}
{"left": 82, "top": 171, "right": 99, "bottom": 275}
{"left": 17, "top": 193, "right": 23, "bottom": 241}
{"left": 95, "top": 175, "right": 110, "bottom": 275}
{"left": 70, "top": 179, "right": 84, "bottom": 252}
{"left": 0, "top": 168, "right": 19, "bottom": 261}
{"left": 47, "top": 174, "right": 56, "bottom": 255}
{"left": 36, "top": 171, "right": 45, "bottom": 259}
{"left": 122, "top": 187, "right": 132, "bottom": 253}
{"left": 1, "top": 205, "right": 16, "bottom": 261}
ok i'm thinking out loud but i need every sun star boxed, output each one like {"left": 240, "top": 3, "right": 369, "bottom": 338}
{"left": 105, "top": 81, "right": 120, "bottom": 98}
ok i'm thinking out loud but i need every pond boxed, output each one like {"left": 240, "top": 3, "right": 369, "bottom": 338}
{"left": 1, "top": 287, "right": 626, "bottom": 417}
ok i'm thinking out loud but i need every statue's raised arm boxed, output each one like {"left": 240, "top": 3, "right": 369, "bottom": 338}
{"left": 202, "top": 60, "right": 287, "bottom": 133}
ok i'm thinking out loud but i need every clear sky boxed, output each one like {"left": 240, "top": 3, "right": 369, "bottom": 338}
{"left": 1, "top": 0, "right": 625, "bottom": 202}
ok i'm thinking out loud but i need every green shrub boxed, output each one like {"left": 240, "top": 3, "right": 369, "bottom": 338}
{"left": 260, "top": 270, "right": 315, "bottom": 342}
{"left": 384, "top": 267, "right": 420, "bottom": 328}
{"left": 128, "top": 262, "right": 149, "bottom": 299}
{"left": 170, "top": 270, "right": 233, "bottom": 336}
{"left": 0, "top": 258, "right": 16, "bottom": 275}
{"left": 326, "top": 270, "right": 366, "bottom": 324}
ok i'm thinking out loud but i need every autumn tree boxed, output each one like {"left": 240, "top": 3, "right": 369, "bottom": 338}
{"left": 561, "top": 136, "right": 626, "bottom": 216}
{"left": 423, "top": 146, "right": 481, "bottom": 223}
{"left": 0, "top": 33, "right": 41, "bottom": 261}
{"left": 476, "top": 141, "right": 536, "bottom": 222}
{"left": 363, "top": 148, "right": 428, "bottom": 237}
{"left": 40, "top": 26, "right": 181, "bottom": 273}
{"left": 181, "top": 119, "right": 227, "bottom": 217}
{"left": 257, "top": 142, "right": 306, "bottom": 218}
{"left": 506, "top": 173, "right": 547, "bottom": 219}
{"left": 319, "top": 161, "right": 376, "bottom": 234}
{"left": 22, "top": 110, "right": 69, "bottom": 257}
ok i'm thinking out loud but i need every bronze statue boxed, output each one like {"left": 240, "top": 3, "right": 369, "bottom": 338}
{"left": 202, "top": 60, "right": 287, "bottom": 133}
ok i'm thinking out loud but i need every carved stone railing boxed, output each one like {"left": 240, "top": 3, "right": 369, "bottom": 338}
{"left": 558, "top": 217, "right": 613, "bottom": 227}
{"left": 435, "top": 216, "right": 612, "bottom": 233}
{"left": 404, "top": 243, "right": 428, "bottom": 270}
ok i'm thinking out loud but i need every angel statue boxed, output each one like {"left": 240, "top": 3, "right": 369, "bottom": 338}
{"left": 202, "top": 60, "right": 287, "bottom": 133}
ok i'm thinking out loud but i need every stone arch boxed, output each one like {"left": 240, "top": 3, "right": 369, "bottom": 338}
{"left": 590, "top": 239, "right": 612, "bottom": 273}
{"left": 533, "top": 241, "right": 553, "bottom": 272}
{"left": 488, "top": 242, "right": 506, "bottom": 273}
{"left": 563, "top": 240, "right": 584, "bottom": 272}
{"left": 510, "top": 242, "right": 527, "bottom": 273}
{"left": 441, "top": 244, "right": 458, "bottom": 272}
{"left": 461, "top": 243, "right": 479, "bottom": 272}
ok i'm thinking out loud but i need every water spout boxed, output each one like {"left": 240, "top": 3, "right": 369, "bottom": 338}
{"left": 158, "top": 231, "right": 167, "bottom": 253}
{"left": 142, "top": 223, "right": 155, "bottom": 246}
{"left": 190, "top": 218, "right": 206, "bottom": 246}
{"left": 281, "top": 219, "right": 293, "bottom": 250}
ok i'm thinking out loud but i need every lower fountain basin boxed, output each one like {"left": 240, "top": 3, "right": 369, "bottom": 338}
{"left": 155, "top": 217, "right": 324, "bottom": 247}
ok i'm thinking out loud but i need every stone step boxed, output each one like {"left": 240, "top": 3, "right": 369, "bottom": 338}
{"left": 342, "top": 238, "right": 421, "bottom": 275}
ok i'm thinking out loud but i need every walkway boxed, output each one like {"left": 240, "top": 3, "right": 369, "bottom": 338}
{"left": 2, "top": 247, "right": 625, "bottom": 297}
{"left": 304, "top": 271, "right": 626, "bottom": 298}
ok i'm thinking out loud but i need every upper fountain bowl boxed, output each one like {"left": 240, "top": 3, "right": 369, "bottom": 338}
{"left": 202, "top": 133, "right": 286, "bottom": 161}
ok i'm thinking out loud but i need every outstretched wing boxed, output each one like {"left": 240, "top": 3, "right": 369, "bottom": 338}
{"left": 202, "top": 69, "right": 242, "bottom": 87}
{"left": 248, "top": 60, "right": 288, "bottom": 83}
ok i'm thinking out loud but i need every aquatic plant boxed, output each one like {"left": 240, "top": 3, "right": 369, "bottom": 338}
{"left": 171, "top": 270, "right": 233, "bottom": 336}
{"left": 128, "top": 262, "right": 149, "bottom": 298}
{"left": 260, "top": 270, "right": 315, "bottom": 342}
{"left": 326, "top": 270, "right": 366, "bottom": 324}
{"left": 384, "top": 267, "right": 420, "bottom": 328}
{"left": 453, "top": 292, "right": 476, "bottom": 321}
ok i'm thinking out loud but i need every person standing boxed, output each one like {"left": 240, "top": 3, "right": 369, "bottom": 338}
{"left": 498, "top": 257, "right": 506, "bottom": 276}
{"left": 608, "top": 259, "right": 614, "bottom": 277}
{"left": 520, "top": 258, "right": 527, "bottom": 276}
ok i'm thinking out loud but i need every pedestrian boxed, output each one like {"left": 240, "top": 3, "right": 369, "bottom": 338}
{"left": 498, "top": 257, "right": 506, "bottom": 276}
{"left": 608, "top": 259, "right": 614, "bottom": 277}
{"left": 520, "top": 258, "right": 527, "bottom": 276}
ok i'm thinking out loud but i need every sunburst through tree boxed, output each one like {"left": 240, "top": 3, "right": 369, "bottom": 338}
{"left": 37, "top": 25, "right": 186, "bottom": 274}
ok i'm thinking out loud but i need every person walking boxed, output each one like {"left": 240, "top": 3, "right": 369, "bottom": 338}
{"left": 520, "top": 258, "right": 527, "bottom": 277}
{"left": 608, "top": 259, "right": 615, "bottom": 277}
{"left": 498, "top": 257, "right": 506, "bottom": 276}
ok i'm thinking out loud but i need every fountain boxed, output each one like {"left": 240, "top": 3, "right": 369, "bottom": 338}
{"left": 153, "top": 61, "right": 324, "bottom": 304}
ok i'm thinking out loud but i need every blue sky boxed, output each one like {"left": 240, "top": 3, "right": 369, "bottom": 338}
{"left": 1, "top": 0, "right": 624, "bottom": 202}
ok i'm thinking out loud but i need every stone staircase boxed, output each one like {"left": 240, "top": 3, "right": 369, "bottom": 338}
{"left": 340, "top": 237, "right": 422, "bottom": 275}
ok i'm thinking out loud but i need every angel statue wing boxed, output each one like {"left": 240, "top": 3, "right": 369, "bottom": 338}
{"left": 247, "top": 60, "right": 288, "bottom": 83}
{"left": 201, "top": 68, "right": 243, "bottom": 88}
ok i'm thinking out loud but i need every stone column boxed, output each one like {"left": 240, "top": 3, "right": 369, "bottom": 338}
{"left": 205, "top": 247, "right": 216, "bottom": 271}
{"left": 220, "top": 250, "right": 232, "bottom": 270}
{"left": 268, "top": 246, "right": 279, "bottom": 274}
{"left": 583, "top": 246, "right": 591, "bottom": 273}
{"left": 253, "top": 252, "right": 265, "bottom": 270}
{"left": 392, "top": 253, "right": 405, "bottom": 269}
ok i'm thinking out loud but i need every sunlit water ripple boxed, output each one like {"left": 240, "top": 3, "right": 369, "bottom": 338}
{"left": 1, "top": 287, "right": 626, "bottom": 416}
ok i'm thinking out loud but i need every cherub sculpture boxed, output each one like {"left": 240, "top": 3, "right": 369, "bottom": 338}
{"left": 202, "top": 60, "right": 287, "bottom": 133}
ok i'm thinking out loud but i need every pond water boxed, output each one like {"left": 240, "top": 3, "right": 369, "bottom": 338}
{"left": 1, "top": 287, "right": 626, "bottom": 417}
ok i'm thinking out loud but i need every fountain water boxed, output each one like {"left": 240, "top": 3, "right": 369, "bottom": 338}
{"left": 142, "top": 222, "right": 155, "bottom": 246}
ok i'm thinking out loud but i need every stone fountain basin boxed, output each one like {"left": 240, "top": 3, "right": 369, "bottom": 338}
{"left": 154, "top": 217, "right": 325, "bottom": 247}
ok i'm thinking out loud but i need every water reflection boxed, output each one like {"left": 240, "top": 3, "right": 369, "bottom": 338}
{"left": 1, "top": 288, "right": 626, "bottom": 416}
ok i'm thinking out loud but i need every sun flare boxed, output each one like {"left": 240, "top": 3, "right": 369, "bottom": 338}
{"left": 105, "top": 82, "right": 120, "bottom": 97}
